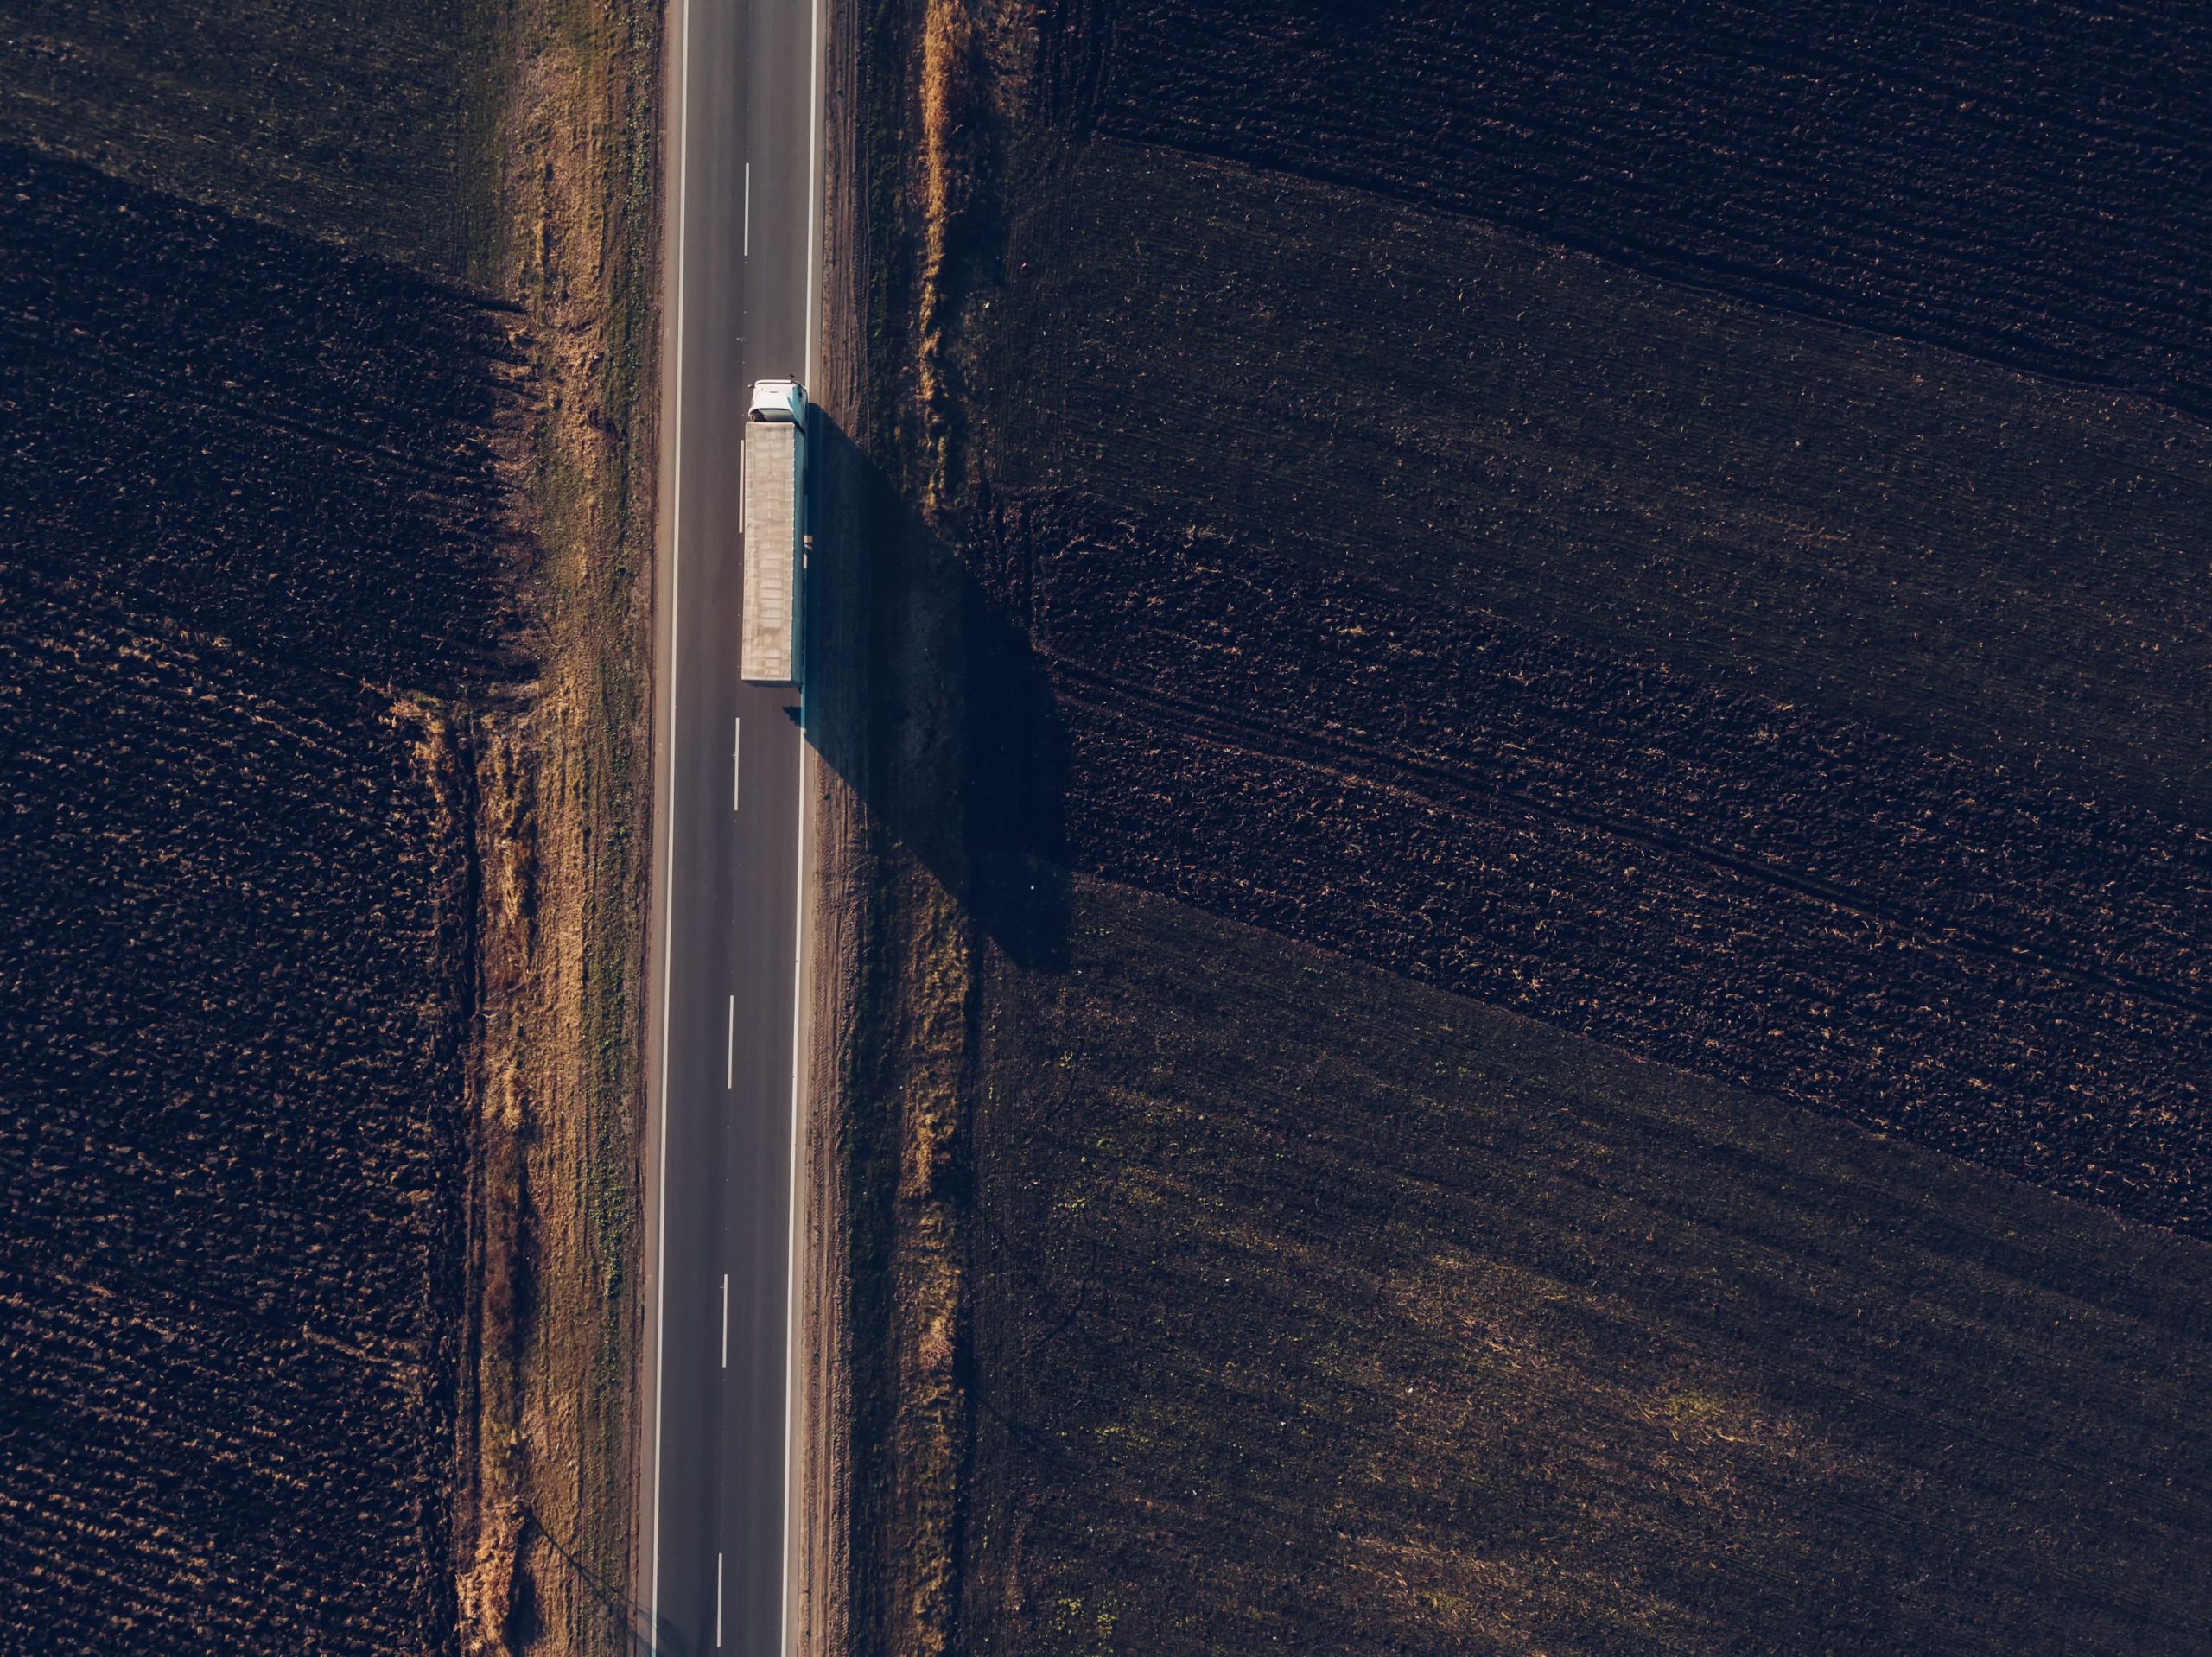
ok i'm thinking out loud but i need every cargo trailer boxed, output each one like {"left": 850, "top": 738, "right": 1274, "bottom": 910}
{"left": 741, "top": 377, "right": 806, "bottom": 684}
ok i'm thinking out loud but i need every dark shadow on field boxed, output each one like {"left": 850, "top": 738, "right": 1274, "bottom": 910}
{"left": 940, "top": 483, "right": 2212, "bottom": 1241}
{"left": 0, "top": 143, "right": 532, "bottom": 695}
{"left": 794, "top": 409, "right": 1071, "bottom": 1657}
{"left": 800, "top": 409, "right": 1071, "bottom": 975}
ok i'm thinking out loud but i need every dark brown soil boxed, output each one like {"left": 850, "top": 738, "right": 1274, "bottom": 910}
{"left": 0, "top": 147, "right": 523, "bottom": 1654}
{"left": 1067, "top": 0, "right": 2212, "bottom": 418}
{"left": 967, "top": 878, "right": 2212, "bottom": 1655}
{"left": 975, "top": 486, "right": 2210, "bottom": 1236}
{"left": 0, "top": 148, "right": 528, "bottom": 684}
{"left": 0, "top": 0, "right": 505, "bottom": 276}
{"left": 978, "top": 141, "right": 2212, "bottom": 823}
{"left": 842, "top": 0, "right": 2212, "bottom": 1649}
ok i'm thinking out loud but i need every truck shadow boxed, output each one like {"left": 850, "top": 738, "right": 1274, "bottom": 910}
{"left": 800, "top": 409, "right": 1070, "bottom": 975}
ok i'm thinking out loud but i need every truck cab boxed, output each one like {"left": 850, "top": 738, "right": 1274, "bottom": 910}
{"left": 748, "top": 377, "right": 807, "bottom": 425}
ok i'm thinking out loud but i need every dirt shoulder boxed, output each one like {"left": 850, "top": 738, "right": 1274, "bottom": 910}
{"left": 791, "top": 0, "right": 906, "bottom": 1647}
{"left": 455, "top": 3, "right": 662, "bottom": 1654}
{"left": 789, "top": 0, "right": 865, "bottom": 1650}
{"left": 809, "top": 0, "right": 1039, "bottom": 1649}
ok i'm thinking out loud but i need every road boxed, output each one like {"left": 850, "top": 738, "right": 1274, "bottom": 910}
{"left": 639, "top": 0, "right": 822, "bottom": 1652}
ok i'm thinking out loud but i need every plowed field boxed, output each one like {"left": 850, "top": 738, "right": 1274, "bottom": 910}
{"left": 0, "top": 0, "right": 503, "bottom": 274}
{"left": 0, "top": 148, "right": 522, "bottom": 1653}
{"left": 1070, "top": 0, "right": 2212, "bottom": 416}
{"left": 972, "top": 130, "right": 2212, "bottom": 1240}
{"left": 977, "top": 487, "right": 2209, "bottom": 1235}
{"left": 981, "top": 141, "right": 2212, "bottom": 822}
{"left": 862, "top": 0, "right": 2212, "bottom": 1647}
{"left": 968, "top": 879, "right": 2212, "bottom": 1654}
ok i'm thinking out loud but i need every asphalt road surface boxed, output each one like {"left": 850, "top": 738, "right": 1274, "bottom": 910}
{"left": 639, "top": 0, "right": 821, "bottom": 1651}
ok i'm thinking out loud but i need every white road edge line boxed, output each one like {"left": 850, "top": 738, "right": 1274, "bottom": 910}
{"left": 646, "top": 0, "right": 692, "bottom": 1646}
{"left": 785, "top": 1, "right": 825, "bottom": 1651}
{"left": 780, "top": 677, "right": 810, "bottom": 1657}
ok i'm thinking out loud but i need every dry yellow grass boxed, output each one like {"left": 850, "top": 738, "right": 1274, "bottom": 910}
{"left": 913, "top": 0, "right": 976, "bottom": 505}
{"left": 454, "top": 3, "right": 659, "bottom": 1653}
{"left": 893, "top": 881, "right": 974, "bottom": 1654}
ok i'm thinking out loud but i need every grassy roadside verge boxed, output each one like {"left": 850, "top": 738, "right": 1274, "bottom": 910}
{"left": 457, "top": 3, "right": 660, "bottom": 1653}
{"left": 818, "top": 0, "right": 994, "bottom": 1649}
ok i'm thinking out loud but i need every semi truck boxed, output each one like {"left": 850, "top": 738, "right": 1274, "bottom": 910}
{"left": 741, "top": 377, "right": 807, "bottom": 684}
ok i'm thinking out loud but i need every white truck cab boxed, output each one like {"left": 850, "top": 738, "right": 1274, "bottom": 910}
{"left": 747, "top": 377, "right": 807, "bottom": 425}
